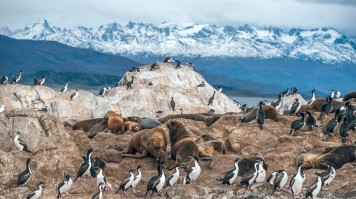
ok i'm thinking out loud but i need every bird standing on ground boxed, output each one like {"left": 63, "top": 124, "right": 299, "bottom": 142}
{"left": 26, "top": 182, "right": 45, "bottom": 199}
{"left": 13, "top": 70, "right": 23, "bottom": 84}
{"left": 126, "top": 76, "right": 134, "bottom": 89}
{"left": 17, "top": 158, "right": 32, "bottom": 186}
{"left": 145, "top": 165, "right": 166, "bottom": 196}
{"left": 14, "top": 132, "right": 32, "bottom": 153}
{"left": 70, "top": 90, "right": 79, "bottom": 101}
{"left": 290, "top": 113, "right": 306, "bottom": 135}
{"left": 57, "top": 175, "right": 73, "bottom": 199}
{"left": 216, "top": 159, "right": 239, "bottom": 185}
{"left": 208, "top": 91, "right": 216, "bottom": 106}
{"left": 170, "top": 97, "right": 175, "bottom": 112}
{"left": 257, "top": 101, "right": 265, "bottom": 130}
{"left": 61, "top": 82, "right": 69, "bottom": 92}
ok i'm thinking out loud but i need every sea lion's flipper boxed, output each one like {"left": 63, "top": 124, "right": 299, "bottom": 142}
{"left": 121, "top": 150, "right": 147, "bottom": 158}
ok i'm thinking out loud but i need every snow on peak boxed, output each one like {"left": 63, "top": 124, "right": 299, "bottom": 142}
{"left": 2, "top": 19, "right": 355, "bottom": 64}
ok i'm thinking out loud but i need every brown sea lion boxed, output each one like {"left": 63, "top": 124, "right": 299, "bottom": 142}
{"left": 159, "top": 114, "right": 221, "bottom": 126}
{"left": 343, "top": 91, "right": 356, "bottom": 102}
{"left": 308, "top": 98, "right": 343, "bottom": 112}
{"left": 72, "top": 118, "right": 106, "bottom": 132}
{"left": 123, "top": 121, "right": 141, "bottom": 132}
{"left": 198, "top": 140, "right": 227, "bottom": 156}
{"left": 86, "top": 120, "right": 108, "bottom": 139}
{"left": 241, "top": 105, "right": 278, "bottom": 122}
{"left": 106, "top": 111, "right": 125, "bottom": 134}
{"left": 166, "top": 119, "right": 206, "bottom": 169}
{"left": 295, "top": 144, "right": 356, "bottom": 169}
{"left": 121, "top": 127, "right": 167, "bottom": 163}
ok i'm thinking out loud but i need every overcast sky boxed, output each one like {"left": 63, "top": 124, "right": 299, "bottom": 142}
{"left": 0, "top": 0, "right": 355, "bottom": 35}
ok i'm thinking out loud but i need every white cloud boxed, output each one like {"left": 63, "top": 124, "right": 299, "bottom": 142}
{"left": 0, "top": 0, "right": 355, "bottom": 34}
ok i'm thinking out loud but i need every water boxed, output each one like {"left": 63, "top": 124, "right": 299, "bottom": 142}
{"left": 231, "top": 96, "right": 278, "bottom": 107}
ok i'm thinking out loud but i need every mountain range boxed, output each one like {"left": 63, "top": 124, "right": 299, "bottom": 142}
{"left": 1, "top": 19, "right": 355, "bottom": 64}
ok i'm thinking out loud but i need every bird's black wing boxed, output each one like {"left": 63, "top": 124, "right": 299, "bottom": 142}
{"left": 75, "top": 162, "right": 89, "bottom": 181}
{"left": 17, "top": 170, "right": 31, "bottom": 186}
{"left": 26, "top": 192, "right": 36, "bottom": 199}
{"left": 147, "top": 175, "right": 160, "bottom": 191}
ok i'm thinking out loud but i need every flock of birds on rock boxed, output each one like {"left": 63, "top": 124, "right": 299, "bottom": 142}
{"left": 11, "top": 133, "right": 340, "bottom": 199}
{"left": 1, "top": 58, "right": 356, "bottom": 199}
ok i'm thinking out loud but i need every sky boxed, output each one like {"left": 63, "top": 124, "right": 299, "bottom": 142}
{"left": 0, "top": 0, "right": 356, "bottom": 35}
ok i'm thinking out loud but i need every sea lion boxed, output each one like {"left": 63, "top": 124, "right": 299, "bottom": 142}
{"left": 166, "top": 120, "right": 201, "bottom": 169}
{"left": 86, "top": 120, "right": 108, "bottom": 139}
{"left": 308, "top": 98, "right": 343, "bottom": 112}
{"left": 343, "top": 91, "right": 356, "bottom": 102}
{"left": 198, "top": 140, "right": 227, "bottom": 156}
{"left": 121, "top": 127, "right": 167, "bottom": 163}
{"left": 106, "top": 111, "right": 125, "bottom": 134}
{"left": 296, "top": 145, "right": 356, "bottom": 169}
{"left": 72, "top": 118, "right": 106, "bottom": 132}
{"left": 159, "top": 114, "right": 221, "bottom": 126}
{"left": 124, "top": 121, "right": 141, "bottom": 132}
{"left": 127, "top": 116, "right": 161, "bottom": 129}
{"left": 241, "top": 105, "right": 278, "bottom": 122}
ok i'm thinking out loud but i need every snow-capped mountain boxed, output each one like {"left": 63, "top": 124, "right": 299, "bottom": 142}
{"left": 1, "top": 19, "right": 355, "bottom": 64}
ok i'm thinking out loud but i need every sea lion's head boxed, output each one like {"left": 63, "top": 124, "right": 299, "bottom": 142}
{"left": 148, "top": 129, "right": 167, "bottom": 163}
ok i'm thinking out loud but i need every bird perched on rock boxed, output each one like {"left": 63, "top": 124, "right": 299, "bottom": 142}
{"left": 156, "top": 110, "right": 164, "bottom": 118}
{"left": 39, "top": 106, "right": 48, "bottom": 112}
{"left": 187, "top": 62, "right": 194, "bottom": 67}
{"left": 0, "top": 105, "right": 5, "bottom": 113}
{"left": 0, "top": 75, "right": 8, "bottom": 84}
{"left": 57, "top": 175, "right": 73, "bottom": 199}
{"left": 70, "top": 90, "right": 79, "bottom": 101}
{"left": 240, "top": 162, "right": 259, "bottom": 188}
{"left": 96, "top": 168, "right": 107, "bottom": 191}
{"left": 323, "top": 115, "right": 341, "bottom": 137}
{"left": 330, "top": 89, "right": 335, "bottom": 98}
{"left": 306, "top": 111, "right": 319, "bottom": 131}
{"left": 290, "top": 98, "right": 301, "bottom": 115}
{"left": 255, "top": 161, "right": 266, "bottom": 183}
{"left": 14, "top": 132, "right": 32, "bottom": 153}
{"left": 207, "top": 91, "right": 216, "bottom": 106}
{"left": 319, "top": 96, "right": 333, "bottom": 119}
{"left": 74, "top": 148, "right": 95, "bottom": 181}
{"left": 150, "top": 62, "right": 158, "bottom": 70}
{"left": 175, "top": 60, "right": 181, "bottom": 69}
{"left": 35, "top": 75, "right": 45, "bottom": 86}
{"left": 164, "top": 57, "right": 174, "bottom": 63}
{"left": 290, "top": 165, "right": 305, "bottom": 198}
{"left": 340, "top": 118, "right": 349, "bottom": 144}
{"left": 166, "top": 164, "right": 180, "bottom": 187}
{"left": 291, "top": 87, "right": 298, "bottom": 94}
{"left": 13, "top": 70, "right": 23, "bottom": 84}
{"left": 129, "top": 67, "right": 137, "bottom": 72}
{"left": 216, "top": 159, "right": 239, "bottom": 185}
{"left": 145, "top": 165, "right": 166, "bottom": 196}
{"left": 91, "top": 182, "right": 104, "bottom": 199}
{"left": 335, "top": 91, "right": 341, "bottom": 99}
{"left": 148, "top": 82, "right": 153, "bottom": 86}
{"left": 316, "top": 163, "right": 336, "bottom": 190}
{"left": 183, "top": 157, "right": 201, "bottom": 184}
{"left": 271, "top": 95, "right": 282, "bottom": 107}
{"left": 61, "top": 82, "right": 69, "bottom": 92}
{"left": 196, "top": 81, "right": 205, "bottom": 87}
{"left": 126, "top": 76, "right": 134, "bottom": 89}
{"left": 290, "top": 113, "right": 306, "bottom": 135}
{"left": 307, "top": 89, "right": 316, "bottom": 104}
{"left": 131, "top": 165, "right": 142, "bottom": 193}
{"left": 256, "top": 101, "right": 265, "bottom": 130}
{"left": 170, "top": 97, "right": 175, "bottom": 111}
{"left": 305, "top": 175, "right": 322, "bottom": 199}
{"left": 116, "top": 169, "right": 135, "bottom": 195}
{"left": 217, "top": 86, "right": 222, "bottom": 93}
{"left": 26, "top": 182, "right": 45, "bottom": 199}
{"left": 282, "top": 88, "right": 289, "bottom": 97}
{"left": 267, "top": 169, "right": 288, "bottom": 195}
{"left": 17, "top": 158, "right": 32, "bottom": 186}
{"left": 344, "top": 101, "right": 355, "bottom": 122}
{"left": 98, "top": 87, "right": 107, "bottom": 96}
